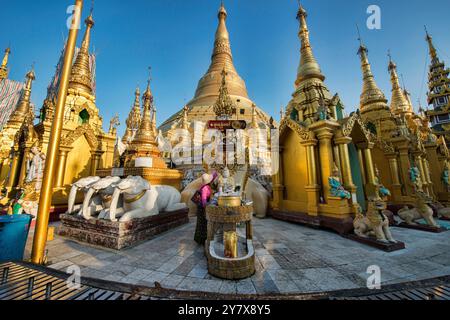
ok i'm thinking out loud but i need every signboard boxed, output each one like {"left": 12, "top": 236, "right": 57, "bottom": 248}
{"left": 207, "top": 120, "right": 247, "bottom": 131}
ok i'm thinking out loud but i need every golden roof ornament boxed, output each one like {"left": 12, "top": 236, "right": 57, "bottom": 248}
{"left": 0, "top": 47, "right": 11, "bottom": 80}
{"left": 357, "top": 33, "right": 388, "bottom": 111}
{"left": 133, "top": 72, "right": 156, "bottom": 145}
{"left": 122, "top": 87, "right": 142, "bottom": 143}
{"left": 250, "top": 103, "right": 258, "bottom": 128}
{"left": 295, "top": 3, "right": 325, "bottom": 86}
{"left": 425, "top": 26, "right": 438, "bottom": 62}
{"left": 69, "top": 11, "right": 95, "bottom": 95}
{"left": 213, "top": 68, "right": 236, "bottom": 119}
{"left": 10, "top": 68, "right": 35, "bottom": 123}
{"left": 388, "top": 51, "right": 412, "bottom": 116}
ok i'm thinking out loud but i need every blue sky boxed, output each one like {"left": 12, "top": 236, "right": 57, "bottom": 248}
{"left": 1, "top": 0, "right": 450, "bottom": 135}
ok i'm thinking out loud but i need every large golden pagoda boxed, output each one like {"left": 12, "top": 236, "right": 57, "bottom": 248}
{"left": 272, "top": 5, "right": 379, "bottom": 234}
{"left": 159, "top": 3, "right": 273, "bottom": 137}
{"left": 2, "top": 12, "right": 117, "bottom": 208}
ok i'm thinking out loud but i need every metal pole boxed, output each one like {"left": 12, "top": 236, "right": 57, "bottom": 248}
{"left": 31, "top": 0, "right": 84, "bottom": 264}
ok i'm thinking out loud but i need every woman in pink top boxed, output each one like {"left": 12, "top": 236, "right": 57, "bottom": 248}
{"left": 194, "top": 172, "right": 218, "bottom": 245}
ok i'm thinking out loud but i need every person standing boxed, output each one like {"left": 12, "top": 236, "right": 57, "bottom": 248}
{"left": 193, "top": 172, "right": 218, "bottom": 245}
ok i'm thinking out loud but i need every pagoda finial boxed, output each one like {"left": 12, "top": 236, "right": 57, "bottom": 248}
{"left": 425, "top": 26, "right": 438, "bottom": 62}
{"left": 357, "top": 38, "right": 387, "bottom": 111}
{"left": 0, "top": 47, "right": 11, "bottom": 80}
{"left": 388, "top": 52, "right": 412, "bottom": 116}
{"left": 69, "top": 8, "right": 95, "bottom": 95}
{"left": 10, "top": 68, "right": 36, "bottom": 122}
{"left": 295, "top": 3, "right": 325, "bottom": 87}
{"left": 134, "top": 69, "right": 156, "bottom": 144}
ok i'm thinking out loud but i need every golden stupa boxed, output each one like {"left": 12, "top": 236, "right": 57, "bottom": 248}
{"left": 159, "top": 3, "right": 273, "bottom": 137}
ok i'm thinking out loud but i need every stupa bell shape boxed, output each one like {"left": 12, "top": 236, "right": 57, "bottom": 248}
{"left": 191, "top": 3, "right": 249, "bottom": 106}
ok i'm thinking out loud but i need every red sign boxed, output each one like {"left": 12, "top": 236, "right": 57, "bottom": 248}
{"left": 207, "top": 120, "right": 247, "bottom": 131}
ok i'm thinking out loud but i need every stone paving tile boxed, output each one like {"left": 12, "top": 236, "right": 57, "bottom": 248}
{"left": 252, "top": 279, "right": 280, "bottom": 294}
{"left": 157, "top": 256, "right": 187, "bottom": 273}
{"left": 187, "top": 264, "right": 209, "bottom": 279}
{"left": 142, "top": 271, "right": 170, "bottom": 284}
{"left": 48, "top": 260, "right": 75, "bottom": 271}
{"left": 160, "top": 275, "right": 186, "bottom": 289}
{"left": 126, "top": 268, "right": 155, "bottom": 280}
{"left": 219, "top": 281, "right": 237, "bottom": 294}
{"left": 273, "top": 280, "right": 300, "bottom": 294}
{"left": 266, "top": 269, "right": 292, "bottom": 281}
{"left": 236, "top": 280, "right": 257, "bottom": 295}
{"left": 292, "top": 278, "right": 321, "bottom": 293}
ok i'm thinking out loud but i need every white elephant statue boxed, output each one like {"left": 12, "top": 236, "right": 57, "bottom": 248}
{"left": 67, "top": 176, "right": 101, "bottom": 215}
{"left": 81, "top": 176, "right": 124, "bottom": 220}
{"left": 181, "top": 177, "right": 270, "bottom": 218}
{"left": 108, "top": 176, "right": 187, "bottom": 222}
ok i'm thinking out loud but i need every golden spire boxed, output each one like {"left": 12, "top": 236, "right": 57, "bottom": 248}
{"left": 425, "top": 26, "right": 438, "bottom": 62}
{"left": 69, "top": 11, "right": 95, "bottom": 95}
{"left": 151, "top": 107, "right": 157, "bottom": 137}
{"left": 388, "top": 52, "right": 412, "bottom": 116}
{"left": 213, "top": 68, "right": 236, "bottom": 119}
{"left": 134, "top": 72, "right": 156, "bottom": 145}
{"left": 191, "top": 3, "right": 249, "bottom": 105}
{"left": 295, "top": 4, "right": 325, "bottom": 87}
{"left": 122, "top": 86, "right": 142, "bottom": 143}
{"left": 0, "top": 47, "right": 11, "bottom": 80}
{"left": 10, "top": 68, "right": 35, "bottom": 122}
{"left": 357, "top": 37, "right": 388, "bottom": 111}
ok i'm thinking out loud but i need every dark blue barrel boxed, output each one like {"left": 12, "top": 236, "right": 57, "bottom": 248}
{"left": 0, "top": 214, "right": 32, "bottom": 262}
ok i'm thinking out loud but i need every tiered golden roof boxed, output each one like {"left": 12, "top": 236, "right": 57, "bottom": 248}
{"left": 295, "top": 5, "right": 325, "bottom": 86}
{"left": 9, "top": 69, "right": 35, "bottom": 123}
{"left": 122, "top": 87, "right": 142, "bottom": 143}
{"left": 388, "top": 54, "right": 413, "bottom": 116}
{"left": 69, "top": 13, "right": 95, "bottom": 95}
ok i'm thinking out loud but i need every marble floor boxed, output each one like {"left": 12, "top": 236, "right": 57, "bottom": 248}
{"left": 24, "top": 218, "right": 450, "bottom": 295}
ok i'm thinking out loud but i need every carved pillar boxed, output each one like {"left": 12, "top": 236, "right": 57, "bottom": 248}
{"left": 414, "top": 153, "right": 428, "bottom": 194}
{"left": 425, "top": 144, "right": 443, "bottom": 196}
{"left": 316, "top": 128, "right": 334, "bottom": 201}
{"left": 335, "top": 136, "right": 356, "bottom": 194}
{"left": 17, "top": 147, "right": 31, "bottom": 188}
{"left": 386, "top": 153, "right": 403, "bottom": 200}
{"left": 55, "top": 147, "right": 72, "bottom": 188}
{"left": 422, "top": 158, "right": 435, "bottom": 199}
{"left": 357, "top": 148, "right": 366, "bottom": 186}
{"left": 302, "top": 139, "right": 320, "bottom": 215}
{"left": 7, "top": 149, "right": 20, "bottom": 188}
{"left": 397, "top": 146, "right": 414, "bottom": 196}
{"left": 363, "top": 146, "right": 377, "bottom": 186}
{"left": 90, "top": 151, "right": 103, "bottom": 176}
{"left": 272, "top": 147, "right": 284, "bottom": 210}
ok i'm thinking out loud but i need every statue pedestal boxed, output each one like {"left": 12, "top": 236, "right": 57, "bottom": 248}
{"left": 343, "top": 234, "right": 405, "bottom": 252}
{"left": 396, "top": 222, "right": 447, "bottom": 234}
{"left": 58, "top": 209, "right": 189, "bottom": 250}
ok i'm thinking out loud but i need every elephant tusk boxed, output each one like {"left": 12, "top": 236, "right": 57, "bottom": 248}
{"left": 108, "top": 188, "right": 122, "bottom": 222}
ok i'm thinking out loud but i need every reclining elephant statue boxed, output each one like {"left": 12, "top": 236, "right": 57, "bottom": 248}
{"left": 353, "top": 198, "right": 397, "bottom": 243}
{"left": 81, "top": 176, "right": 123, "bottom": 220}
{"left": 398, "top": 191, "right": 439, "bottom": 228}
{"left": 108, "top": 176, "right": 187, "bottom": 222}
{"left": 67, "top": 176, "right": 101, "bottom": 215}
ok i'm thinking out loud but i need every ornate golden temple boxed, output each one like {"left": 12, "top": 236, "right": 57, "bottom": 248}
{"left": 0, "top": 13, "right": 117, "bottom": 208}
